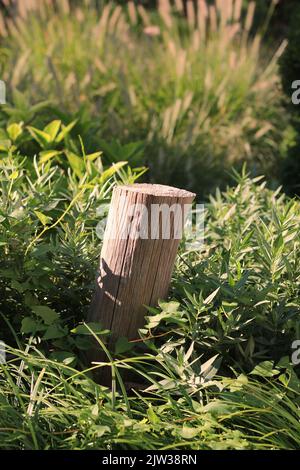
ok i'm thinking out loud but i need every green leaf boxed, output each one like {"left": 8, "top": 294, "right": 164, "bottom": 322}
{"left": 204, "top": 287, "right": 220, "bottom": 305}
{"left": 86, "top": 151, "right": 102, "bottom": 161}
{"left": 44, "top": 120, "right": 61, "bottom": 141}
{"left": 250, "top": 361, "right": 279, "bottom": 377}
{"left": 147, "top": 406, "right": 160, "bottom": 424}
{"left": 115, "top": 336, "right": 134, "bottom": 354}
{"left": 74, "top": 336, "right": 91, "bottom": 350}
{"left": 43, "top": 324, "right": 68, "bottom": 340}
{"left": 39, "top": 149, "right": 62, "bottom": 164}
{"left": 200, "top": 354, "right": 221, "bottom": 380}
{"left": 49, "top": 351, "right": 76, "bottom": 365}
{"left": 158, "top": 300, "right": 180, "bottom": 313}
{"left": 56, "top": 120, "right": 77, "bottom": 143}
{"left": 99, "top": 161, "right": 127, "bottom": 184}
{"left": 90, "top": 404, "right": 99, "bottom": 417}
{"left": 71, "top": 322, "right": 110, "bottom": 336}
{"left": 11, "top": 279, "right": 30, "bottom": 293}
{"left": 93, "top": 425, "right": 110, "bottom": 438}
{"left": 21, "top": 317, "right": 38, "bottom": 334}
{"left": 229, "top": 374, "right": 249, "bottom": 392}
{"left": 0, "top": 139, "right": 11, "bottom": 151}
{"left": 203, "top": 400, "right": 233, "bottom": 416}
{"left": 65, "top": 150, "right": 85, "bottom": 178}
{"left": 34, "top": 210, "right": 52, "bottom": 226}
{"left": 145, "top": 312, "right": 168, "bottom": 329}
{"left": 31, "top": 306, "right": 59, "bottom": 325}
{"left": 7, "top": 122, "right": 23, "bottom": 141}
{"left": 27, "top": 126, "right": 51, "bottom": 148}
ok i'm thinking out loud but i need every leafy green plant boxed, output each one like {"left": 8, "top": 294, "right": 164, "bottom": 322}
{"left": 0, "top": 0, "right": 298, "bottom": 452}
{"left": 1, "top": 131, "right": 300, "bottom": 449}
{"left": 142, "top": 169, "right": 300, "bottom": 372}
{"left": 1, "top": 342, "right": 300, "bottom": 449}
{"left": 0, "top": 121, "right": 145, "bottom": 360}
{"left": 0, "top": 0, "right": 287, "bottom": 195}
{"left": 0, "top": 345, "right": 253, "bottom": 450}
{"left": 217, "top": 358, "right": 300, "bottom": 449}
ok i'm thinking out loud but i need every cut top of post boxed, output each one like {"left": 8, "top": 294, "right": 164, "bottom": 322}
{"left": 115, "top": 183, "right": 196, "bottom": 199}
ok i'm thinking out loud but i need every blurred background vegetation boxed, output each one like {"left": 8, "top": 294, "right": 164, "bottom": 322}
{"left": 0, "top": 0, "right": 298, "bottom": 198}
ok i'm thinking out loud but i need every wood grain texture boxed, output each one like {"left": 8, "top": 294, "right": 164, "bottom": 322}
{"left": 88, "top": 183, "right": 195, "bottom": 375}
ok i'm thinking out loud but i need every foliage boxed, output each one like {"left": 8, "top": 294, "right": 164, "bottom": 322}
{"left": 0, "top": 120, "right": 146, "bottom": 361}
{"left": 1, "top": 129, "right": 300, "bottom": 449}
{"left": 0, "top": 0, "right": 286, "bottom": 196}
{"left": 0, "top": 0, "right": 298, "bottom": 452}
{"left": 142, "top": 170, "right": 300, "bottom": 372}
{"left": 218, "top": 361, "right": 300, "bottom": 450}
{"left": 1, "top": 344, "right": 300, "bottom": 449}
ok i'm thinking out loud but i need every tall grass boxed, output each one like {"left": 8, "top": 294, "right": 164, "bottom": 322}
{"left": 0, "top": 345, "right": 252, "bottom": 450}
{"left": 1, "top": 344, "right": 300, "bottom": 450}
{"left": 219, "top": 375, "right": 300, "bottom": 450}
{"left": 0, "top": 0, "right": 286, "bottom": 195}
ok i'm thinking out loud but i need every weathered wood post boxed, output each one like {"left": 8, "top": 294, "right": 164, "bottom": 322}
{"left": 88, "top": 183, "right": 195, "bottom": 378}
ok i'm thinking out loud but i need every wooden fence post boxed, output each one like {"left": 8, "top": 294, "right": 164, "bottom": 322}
{"left": 88, "top": 183, "right": 195, "bottom": 377}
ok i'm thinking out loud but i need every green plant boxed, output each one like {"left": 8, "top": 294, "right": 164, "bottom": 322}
{"left": 0, "top": 0, "right": 298, "bottom": 452}
{"left": 0, "top": 120, "right": 146, "bottom": 360}
{"left": 1, "top": 341, "right": 300, "bottom": 449}
{"left": 141, "top": 169, "right": 300, "bottom": 372}
{"left": 218, "top": 358, "right": 300, "bottom": 449}
{"left": 0, "top": 0, "right": 286, "bottom": 195}
{"left": 0, "top": 344, "right": 253, "bottom": 450}
{"left": 1, "top": 135, "right": 300, "bottom": 448}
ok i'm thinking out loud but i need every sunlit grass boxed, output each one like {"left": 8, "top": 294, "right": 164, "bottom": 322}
{"left": 0, "top": 0, "right": 287, "bottom": 194}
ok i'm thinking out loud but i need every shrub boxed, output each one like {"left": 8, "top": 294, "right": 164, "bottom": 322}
{"left": 1, "top": 121, "right": 299, "bottom": 378}
{"left": 0, "top": 0, "right": 286, "bottom": 196}
{"left": 0, "top": 119, "right": 145, "bottom": 359}
{"left": 144, "top": 170, "right": 300, "bottom": 372}
{"left": 1, "top": 121, "right": 300, "bottom": 448}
